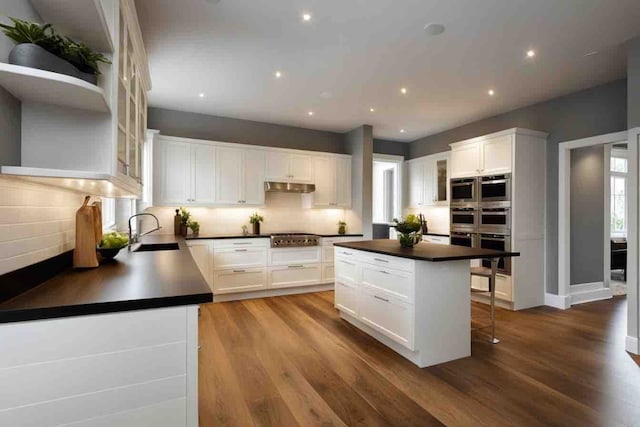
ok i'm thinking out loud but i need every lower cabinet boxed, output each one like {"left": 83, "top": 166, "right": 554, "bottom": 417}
{"left": 268, "top": 264, "right": 322, "bottom": 289}
{"left": 358, "top": 286, "right": 414, "bottom": 350}
{"left": 213, "top": 268, "right": 267, "bottom": 294}
{"left": 334, "top": 280, "right": 358, "bottom": 317}
{"left": 321, "top": 263, "right": 335, "bottom": 283}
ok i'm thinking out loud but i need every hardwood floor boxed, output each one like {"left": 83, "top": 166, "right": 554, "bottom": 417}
{"left": 198, "top": 293, "right": 640, "bottom": 426}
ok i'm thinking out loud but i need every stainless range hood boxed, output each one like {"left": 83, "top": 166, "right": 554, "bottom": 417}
{"left": 264, "top": 182, "right": 316, "bottom": 193}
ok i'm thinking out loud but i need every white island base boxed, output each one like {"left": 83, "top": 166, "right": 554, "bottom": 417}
{"left": 335, "top": 247, "right": 472, "bottom": 368}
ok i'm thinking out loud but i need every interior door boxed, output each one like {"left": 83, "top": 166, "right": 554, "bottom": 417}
{"left": 215, "top": 147, "right": 243, "bottom": 204}
{"left": 191, "top": 143, "right": 216, "bottom": 204}
{"left": 335, "top": 157, "right": 352, "bottom": 207}
{"left": 243, "top": 149, "right": 266, "bottom": 205}
{"left": 312, "top": 157, "right": 336, "bottom": 206}
{"left": 289, "top": 154, "right": 313, "bottom": 183}
{"left": 156, "top": 140, "right": 191, "bottom": 205}
{"left": 265, "top": 152, "right": 290, "bottom": 181}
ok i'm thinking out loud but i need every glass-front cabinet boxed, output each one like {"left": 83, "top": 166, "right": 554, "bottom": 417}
{"left": 117, "top": 8, "right": 148, "bottom": 184}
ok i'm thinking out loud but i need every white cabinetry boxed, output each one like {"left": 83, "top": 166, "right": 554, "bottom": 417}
{"left": 306, "top": 156, "right": 351, "bottom": 208}
{"left": 266, "top": 152, "right": 313, "bottom": 183}
{"left": 450, "top": 134, "right": 513, "bottom": 178}
{"left": 319, "top": 236, "right": 363, "bottom": 283}
{"left": 211, "top": 239, "right": 269, "bottom": 295}
{"left": 406, "top": 152, "right": 449, "bottom": 208}
{"left": 268, "top": 264, "right": 322, "bottom": 289}
{"left": 215, "top": 147, "right": 266, "bottom": 206}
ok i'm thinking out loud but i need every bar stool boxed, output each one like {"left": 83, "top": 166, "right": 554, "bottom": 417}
{"left": 470, "top": 259, "right": 500, "bottom": 344}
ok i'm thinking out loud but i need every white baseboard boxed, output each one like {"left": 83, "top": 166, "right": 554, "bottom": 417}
{"left": 213, "top": 283, "right": 333, "bottom": 302}
{"left": 626, "top": 336, "right": 639, "bottom": 355}
{"left": 544, "top": 293, "right": 571, "bottom": 309}
{"left": 570, "top": 282, "right": 612, "bottom": 305}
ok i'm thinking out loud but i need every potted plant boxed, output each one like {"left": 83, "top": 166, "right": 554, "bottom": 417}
{"left": 179, "top": 207, "right": 191, "bottom": 236}
{"left": 0, "top": 17, "right": 110, "bottom": 85}
{"left": 188, "top": 220, "right": 200, "bottom": 236}
{"left": 249, "top": 212, "right": 263, "bottom": 235}
{"left": 338, "top": 221, "right": 347, "bottom": 235}
{"left": 392, "top": 215, "right": 422, "bottom": 248}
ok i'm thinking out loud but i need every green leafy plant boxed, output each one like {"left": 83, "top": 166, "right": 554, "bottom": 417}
{"left": 179, "top": 206, "right": 191, "bottom": 225}
{"left": 249, "top": 212, "right": 264, "bottom": 224}
{"left": 0, "top": 17, "right": 111, "bottom": 75}
{"left": 188, "top": 220, "right": 200, "bottom": 234}
{"left": 338, "top": 221, "right": 347, "bottom": 234}
{"left": 392, "top": 215, "right": 421, "bottom": 234}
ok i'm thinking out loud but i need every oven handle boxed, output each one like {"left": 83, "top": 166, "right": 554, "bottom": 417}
{"left": 481, "top": 179, "right": 508, "bottom": 185}
{"left": 481, "top": 211, "right": 508, "bottom": 215}
{"left": 481, "top": 237, "right": 508, "bottom": 242}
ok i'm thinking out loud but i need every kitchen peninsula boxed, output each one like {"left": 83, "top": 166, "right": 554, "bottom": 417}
{"left": 333, "top": 239, "right": 519, "bottom": 367}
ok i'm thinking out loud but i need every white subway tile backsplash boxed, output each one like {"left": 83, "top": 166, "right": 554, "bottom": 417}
{"left": 0, "top": 177, "right": 84, "bottom": 276}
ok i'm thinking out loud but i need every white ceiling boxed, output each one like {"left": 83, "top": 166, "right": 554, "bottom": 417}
{"left": 135, "top": 0, "right": 640, "bottom": 142}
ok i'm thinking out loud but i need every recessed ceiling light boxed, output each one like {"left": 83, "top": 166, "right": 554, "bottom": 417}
{"left": 302, "top": 13, "right": 311, "bottom": 22}
{"left": 526, "top": 49, "right": 536, "bottom": 58}
{"left": 199, "top": 93, "right": 205, "bottom": 98}
{"left": 424, "top": 23, "right": 445, "bottom": 36}
{"left": 275, "top": 71, "right": 282, "bottom": 78}
{"left": 400, "top": 129, "right": 406, "bottom": 133}
{"left": 488, "top": 89, "right": 495, "bottom": 96}
{"left": 369, "top": 107, "right": 375, "bottom": 112}
{"left": 308, "top": 111, "right": 314, "bottom": 116}
{"left": 400, "top": 87, "right": 408, "bottom": 95}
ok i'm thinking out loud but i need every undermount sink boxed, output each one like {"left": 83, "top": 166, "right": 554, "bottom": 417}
{"left": 133, "top": 242, "right": 180, "bottom": 252}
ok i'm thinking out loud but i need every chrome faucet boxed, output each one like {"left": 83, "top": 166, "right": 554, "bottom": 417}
{"left": 128, "top": 213, "right": 162, "bottom": 251}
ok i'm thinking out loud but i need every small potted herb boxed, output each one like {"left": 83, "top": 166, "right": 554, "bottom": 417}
{"left": 249, "top": 212, "right": 263, "bottom": 235}
{"left": 338, "top": 221, "right": 347, "bottom": 235}
{"left": 179, "top": 207, "right": 191, "bottom": 236}
{"left": 188, "top": 220, "right": 200, "bottom": 236}
{"left": 392, "top": 215, "right": 422, "bottom": 248}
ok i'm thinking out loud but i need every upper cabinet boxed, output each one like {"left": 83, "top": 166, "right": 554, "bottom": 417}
{"left": 266, "top": 152, "right": 313, "bottom": 183}
{"left": 215, "top": 147, "right": 265, "bottom": 206}
{"left": 406, "top": 152, "right": 449, "bottom": 208}
{"left": 450, "top": 134, "right": 513, "bottom": 178}
{"left": 306, "top": 156, "right": 351, "bottom": 208}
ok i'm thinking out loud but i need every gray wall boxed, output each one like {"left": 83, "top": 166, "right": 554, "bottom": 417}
{"left": 345, "top": 125, "right": 374, "bottom": 240}
{"left": 373, "top": 138, "right": 408, "bottom": 158}
{"left": 570, "top": 145, "right": 605, "bottom": 285}
{"left": 409, "top": 79, "right": 627, "bottom": 294}
{"left": 629, "top": 38, "right": 640, "bottom": 129}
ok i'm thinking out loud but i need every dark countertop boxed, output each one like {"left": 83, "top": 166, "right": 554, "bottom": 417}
{"left": 334, "top": 239, "right": 519, "bottom": 262}
{"left": 186, "top": 233, "right": 363, "bottom": 240}
{"left": 0, "top": 235, "right": 213, "bottom": 324}
{"left": 424, "top": 232, "right": 450, "bottom": 237}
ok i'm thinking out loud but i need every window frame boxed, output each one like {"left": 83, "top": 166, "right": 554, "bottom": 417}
{"left": 610, "top": 148, "right": 628, "bottom": 238}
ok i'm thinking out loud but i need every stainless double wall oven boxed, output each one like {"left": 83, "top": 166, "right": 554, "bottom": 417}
{"left": 450, "top": 173, "right": 512, "bottom": 274}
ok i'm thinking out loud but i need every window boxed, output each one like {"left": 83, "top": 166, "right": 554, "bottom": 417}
{"left": 373, "top": 156, "right": 403, "bottom": 223}
{"left": 102, "top": 197, "right": 116, "bottom": 231}
{"left": 610, "top": 150, "right": 627, "bottom": 237}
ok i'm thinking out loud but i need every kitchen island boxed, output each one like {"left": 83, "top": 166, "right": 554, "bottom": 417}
{"left": 0, "top": 235, "right": 212, "bottom": 427}
{"left": 333, "top": 239, "right": 519, "bottom": 368}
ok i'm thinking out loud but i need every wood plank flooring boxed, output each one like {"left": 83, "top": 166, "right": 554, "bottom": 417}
{"left": 198, "top": 293, "right": 640, "bottom": 426}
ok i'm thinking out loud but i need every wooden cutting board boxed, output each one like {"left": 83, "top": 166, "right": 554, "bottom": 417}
{"left": 73, "top": 196, "right": 99, "bottom": 268}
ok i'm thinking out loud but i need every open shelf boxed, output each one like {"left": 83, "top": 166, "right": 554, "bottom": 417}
{"left": 1, "top": 166, "right": 141, "bottom": 199}
{"left": 0, "top": 63, "right": 109, "bottom": 113}
{"left": 30, "top": 0, "right": 114, "bottom": 53}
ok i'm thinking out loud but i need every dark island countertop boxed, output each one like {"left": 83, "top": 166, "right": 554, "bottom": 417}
{"left": 0, "top": 235, "right": 213, "bottom": 324}
{"left": 334, "top": 239, "right": 519, "bottom": 262}
{"left": 186, "top": 233, "right": 363, "bottom": 240}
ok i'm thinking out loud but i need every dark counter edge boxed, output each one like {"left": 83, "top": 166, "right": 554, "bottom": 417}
{"left": 424, "top": 232, "right": 450, "bottom": 237}
{"left": 333, "top": 242, "right": 520, "bottom": 262}
{"left": 187, "top": 233, "right": 364, "bottom": 240}
{"left": 0, "top": 292, "right": 213, "bottom": 324}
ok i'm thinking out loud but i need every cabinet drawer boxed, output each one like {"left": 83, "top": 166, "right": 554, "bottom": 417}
{"left": 359, "top": 252, "right": 414, "bottom": 273}
{"left": 423, "top": 235, "right": 450, "bottom": 245}
{"left": 359, "top": 287, "right": 414, "bottom": 350}
{"left": 334, "top": 258, "right": 358, "bottom": 284}
{"left": 213, "top": 268, "right": 267, "bottom": 294}
{"left": 471, "top": 273, "right": 513, "bottom": 301}
{"left": 321, "top": 237, "right": 363, "bottom": 246}
{"left": 212, "top": 238, "right": 269, "bottom": 249}
{"left": 335, "top": 281, "right": 358, "bottom": 317}
{"left": 213, "top": 247, "right": 267, "bottom": 270}
{"left": 361, "top": 264, "right": 414, "bottom": 302}
{"left": 268, "top": 264, "right": 322, "bottom": 289}
{"left": 334, "top": 247, "right": 357, "bottom": 259}
{"left": 269, "top": 247, "right": 321, "bottom": 266}
{"left": 321, "top": 263, "right": 335, "bottom": 283}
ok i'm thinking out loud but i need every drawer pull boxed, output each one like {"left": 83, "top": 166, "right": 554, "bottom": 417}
{"left": 340, "top": 260, "right": 355, "bottom": 266}
{"left": 232, "top": 242, "right": 252, "bottom": 245}
{"left": 288, "top": 264, "right": 304, "bottom": 269}
{"left": 374, "top": 258, "right": 389, "bottom": 263}
{"left": 342, "top": 251, "right": 352, "bottom": 255}
{"left": 378, "top": 270, "right": 390, "bottom": 275}
{"left": 233, "top": 269, "right": 246, "bottom": 273}
{"left": 235, "top": 249, "right": 248, "bottom": 252}
{"left": 374, "top": 295, "right": 389, "bottom": 302}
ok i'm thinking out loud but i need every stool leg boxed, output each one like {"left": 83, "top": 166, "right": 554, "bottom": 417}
{"left": 490, "top": 258, "right": 500, "bottom": 344}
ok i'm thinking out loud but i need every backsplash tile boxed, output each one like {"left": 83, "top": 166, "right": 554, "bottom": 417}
{"left": 0, "top": 177, "right": 84, "bottom": 275}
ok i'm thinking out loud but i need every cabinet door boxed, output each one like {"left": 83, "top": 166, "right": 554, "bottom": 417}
{"left": 359, "top": 288, "right": 414, "bottom": 350}
{"left": 422, "top": 159, "right": 436, "bottom": 206}
{"left": 155, "top": 140, "right": 192, "bottom": 205}
{"left": 322, "top": 263, "right": 335, "bottom": 283}
{"left": 268, "top": 264, "right": 322, "bottom": 288}
{"left": 433, "top": 157, "right": 449, "bottom": 205}
{"left": 215, "top": 147, "right": 243, "bottom": 204}
{"left": 243, "top": 149, "right": 266, "bottom": 205}
{"left": 312, "top": 157, "right": 336, "bottom": 207}
{"left": 335, "top": 157, "right": 352, "bottom": 207}
{"left": 450, "top": 143, "right": 481, "bottom": 178}
{"left": 187, "top": 241, "right": 212, "bottom": 290}
{"left": 481, "top": 135, "right": 512, "bottom": 175}
{"left": 192, "top": 144, "right": 216, "bottom": 204}
{"left": 407, "top": 160, "right": 425, "bottom": 207}
{"left": 289, "top": 154, "right": 313, "bottom": 183}
{"left": 213, "top": 247, "right": 267, "bottom": 270}
{"left": 265, "top": 151, "right": 290, "bottom": 181}
{"left": 335, "top": 280, "right": 358, "bottom": 317}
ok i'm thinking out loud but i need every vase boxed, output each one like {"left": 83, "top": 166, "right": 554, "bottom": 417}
{"left": 398, "top": 232, "right": 421, "bottom": 248}
{"left": 252, "top": 222, "right": 260, "bottom": 235}
{"left": 180, "top": 223, "right": 188, "bottom": 237}
{"left": 9, "top": 43, "right": 98, "bottom": 85}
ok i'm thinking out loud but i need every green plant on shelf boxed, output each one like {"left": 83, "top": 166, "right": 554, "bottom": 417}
{"left": 249, "top": 212, "right": 263, "bottom": 224}
{"left": 178, "top": 206, "right": 191, "bottom": 225}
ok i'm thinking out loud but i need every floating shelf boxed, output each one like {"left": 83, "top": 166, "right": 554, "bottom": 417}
{"left": 1, "top": 166, "right": 141, "bottom": 199}
{"left": 30, "top": 0, "right": 114, "bottom": 53}
{"left": 0, "top": 63, "right": 109, "bottom": 113}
